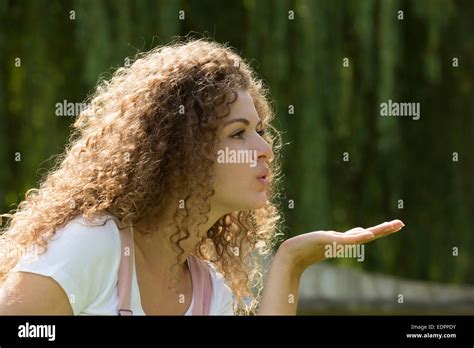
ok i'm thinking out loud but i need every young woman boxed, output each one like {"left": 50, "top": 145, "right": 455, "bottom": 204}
{"left": 0, "top": 38, "right": 404, "bottom": 316}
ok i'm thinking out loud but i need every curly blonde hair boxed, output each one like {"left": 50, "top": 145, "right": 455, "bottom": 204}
{"left": 0, "top": 38, "right": 284, "bottom": 315}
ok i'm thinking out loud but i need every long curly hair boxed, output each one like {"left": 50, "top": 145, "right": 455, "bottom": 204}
{"left": 0, "top": 38, "right": 284, "bottom": 315}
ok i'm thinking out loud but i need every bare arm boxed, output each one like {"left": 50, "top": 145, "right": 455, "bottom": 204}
{"left": 0, "top": 272, "right": 73, "bottom": 315}
{"left": 257, "top": 245, "right": 302, "bottom": 315}
{"left": 257, "top": 220, "right": 405, "bottom": 315}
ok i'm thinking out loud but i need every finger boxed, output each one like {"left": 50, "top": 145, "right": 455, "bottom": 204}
{"left": 329, "top": 221, "right": 405, "bottom": 245}
{"left": 345, "top": 227, "right": 365, "bottom": 235}
{"left": 326, "top": 229, "right": 366, "bottom": 236}
{"left": 331, "top": 231, "right": 374, "bottom": 244}
{"left": 365, "top": 219, "right": 405, "bottom": 236}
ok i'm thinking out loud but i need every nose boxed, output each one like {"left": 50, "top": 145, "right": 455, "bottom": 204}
{"left": 256, "top": 134, "right": 274, "bottom": 164}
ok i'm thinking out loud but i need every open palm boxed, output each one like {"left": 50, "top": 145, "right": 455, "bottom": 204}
{"left": 281, "top": 220, "right": 405, "bottom": 272}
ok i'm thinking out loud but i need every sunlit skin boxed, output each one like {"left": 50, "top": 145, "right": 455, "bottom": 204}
{"left": 281, "top": 220, "right": 405, "bottom": 272}
{"left": 211, "top": 89, "right": 273, "bottom": 212}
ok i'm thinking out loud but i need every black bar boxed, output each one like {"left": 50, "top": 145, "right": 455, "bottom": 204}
{"left": 0, "top": 315, "right": 473, "bottom": 346}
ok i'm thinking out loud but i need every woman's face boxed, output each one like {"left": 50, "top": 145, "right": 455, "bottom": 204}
{"left": 211, "top": 89, "right": 274, "bottom": 214}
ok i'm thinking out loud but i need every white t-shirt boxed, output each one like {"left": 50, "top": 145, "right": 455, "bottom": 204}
{"left": 12, "top": 214, "right": 234, "bottom": 315}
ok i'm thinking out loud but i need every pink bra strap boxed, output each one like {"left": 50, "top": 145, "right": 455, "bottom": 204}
{"left": 115, "top": 217, "right": 213, "bottom": 315}
{"left": 188, "top": 254, "right": 213, "bottom": 315}
{"left": 117, "top": 224, "right": 134, "bottom": 316}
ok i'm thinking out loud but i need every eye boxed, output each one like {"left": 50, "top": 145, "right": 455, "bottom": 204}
{"left": 230, "top": 130, "right": 245, "bottom": 139}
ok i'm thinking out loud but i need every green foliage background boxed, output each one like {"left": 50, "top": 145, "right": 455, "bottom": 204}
{"left": 1, "top": 0, "right": 473, "bottom": 284}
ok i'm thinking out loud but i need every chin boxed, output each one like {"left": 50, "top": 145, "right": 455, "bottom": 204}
{"left": 220, "top": 189, "right": 269, "bottom": 212}
{"left": 252, "top": 192, "right": 269, "bottom": 209}
{"left": 226, "top": 198, "right": 267, "bottom": 212}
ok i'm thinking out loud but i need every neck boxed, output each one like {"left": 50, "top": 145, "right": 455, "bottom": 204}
{"left": 132, "top": 204, "right": 225, "bottom": 284}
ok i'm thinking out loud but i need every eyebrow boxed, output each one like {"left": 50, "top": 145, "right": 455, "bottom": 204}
{"left": 222, "top": 117, "right": 262, "bottom": 128}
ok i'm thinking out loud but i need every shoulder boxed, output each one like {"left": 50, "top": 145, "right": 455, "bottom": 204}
{"left": 15, "top": 214, "right": 122, "bottom": 265}
{"left": 12, "top": 214, "right": 122, "bottom": 314}
{"left": 24, "top": 214, "right": 123, "bottom": 269}
{"left": 51, "top": 214, "right": 121, "bottom": 253}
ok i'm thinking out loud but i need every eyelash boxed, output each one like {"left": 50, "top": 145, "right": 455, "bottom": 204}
{"left": 231, "top": 129, "right": 266, "bottom": 139}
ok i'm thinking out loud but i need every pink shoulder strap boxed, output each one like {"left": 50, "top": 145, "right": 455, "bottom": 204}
{"left": 117, "top": 224, "right": 134, "bottom": 316}
{"left": 115, "top": 219, "right": 213, "bottom": 315}
{"left": 187, "top": 254, "right": 213, "bottom": 316}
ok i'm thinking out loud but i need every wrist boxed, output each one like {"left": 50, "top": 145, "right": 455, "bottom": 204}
{"left": 274, "top": 241, "right": 306, "bottom": 277}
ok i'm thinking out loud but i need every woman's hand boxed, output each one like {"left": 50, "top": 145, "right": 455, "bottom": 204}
{"left": 279, "top": 219, "right": 405, "bottom": 274}
{"left": 258, "top": 219, "right": 405, "bottom": 315}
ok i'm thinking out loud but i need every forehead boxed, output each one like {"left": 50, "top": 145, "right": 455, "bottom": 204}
{"left": 227, "top": 90, "right": 259, "bottom": 121}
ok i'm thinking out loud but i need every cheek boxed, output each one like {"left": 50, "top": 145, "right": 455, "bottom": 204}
{"left": 212, "top": 162, "right": 267, "bottom": 210}
{"left": 213, "top": 162, "right": 253, "bottom": 191}
{"left": 213, "top": 139, "right": 258, "bottom": 192}
{"left": 214, "top": 163, "right": 242, "bottom": 185}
